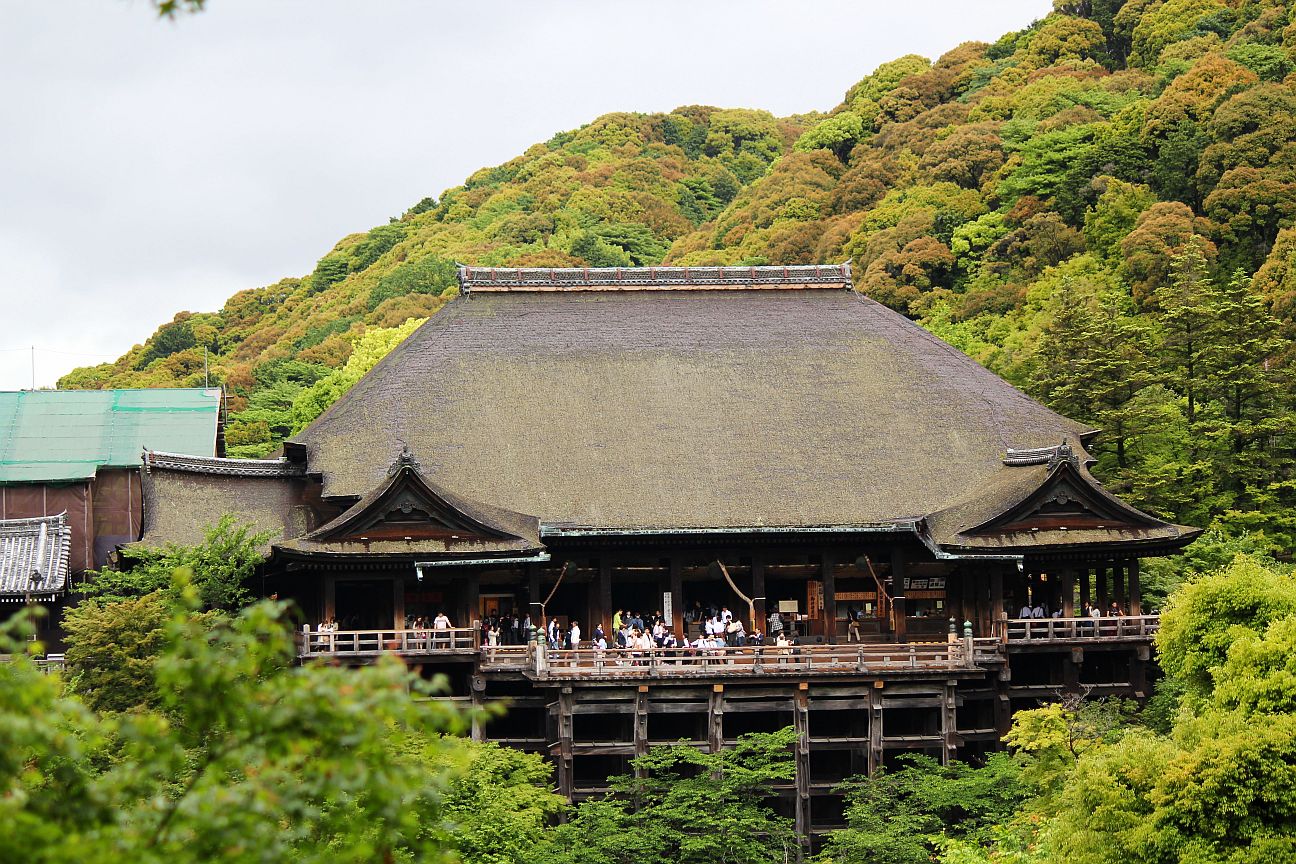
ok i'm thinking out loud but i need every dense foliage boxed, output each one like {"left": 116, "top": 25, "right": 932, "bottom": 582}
{"left": 2, "top": 590, "right": 496, "bottom": 863}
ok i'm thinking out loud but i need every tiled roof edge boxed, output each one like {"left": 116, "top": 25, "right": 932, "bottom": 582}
{"left": 143, "top": 450, "right": 306, "bottom": 478}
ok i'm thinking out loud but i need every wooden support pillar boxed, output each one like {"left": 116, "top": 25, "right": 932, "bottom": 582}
{"left": 890, "top": 548, "right": 907, "bottom": 643}
{"left": 1113, "top": 563, "right": 1126, "bottom": 612}
{"left": 1061, "top": 569, "right": 1075, "bottom": 617}
{"left": 1128, "top": 559, "right": 1142, "bottom": 615}
{"left": 994, "top": 676, "right": 1013, "bottom": 738}
{"left": 941, "top": 681, "right": 959, "bottom": 765}
{"left": 794, "top": 686, "right": 811, "bottom": 844}
{"left": 668, "top": 556, "right": 684, "bottom": 634}
{"left": 1080, "top": 568, "right": 1091, "bottom": 611}
{"left": 867, "top": 684, "right": 884, "bottom": 775}
{"left": 990, "top": 569, "right": 1004, "bottom": 636}
{"left": 465, "top": 571, "right": 480, "bottom": 631}
{"left": 528, "top": 563, "right": 542, "bottom": 630}
{"left": 470, "top": 675, "right": 485, "bottom": 743}
{"left": 393, "top": 578, "right": 406, "bottom": 630}
{"left": 634, "top": 686, "right": 649, "bottom": 777}
{"left": 1064, "top": 647, "right": 1082, "bottom": 691}
{"left": 557, "top": 688, "right": 574, "bottom": 800}
{"left": 1132, "top": 644, "right": 1150, "bottom": 697}
{"left": 1097, "top": 566, "right": 1109, "bottom": 609}
{"left": 822, "top": 552, "right": 838, "bottom": 644}
{"left": 597, "top": 558, "right": 613, "bottom": 642}
{"left": 751, "top": 555, "right": 767, "bottom": 635}
{"left": 707, "top": 685, "right": 725, "bottom": 754}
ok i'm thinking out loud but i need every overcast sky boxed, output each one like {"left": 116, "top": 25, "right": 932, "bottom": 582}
{"left": 0, "top": 0, "right": 1049, "bottom": 390}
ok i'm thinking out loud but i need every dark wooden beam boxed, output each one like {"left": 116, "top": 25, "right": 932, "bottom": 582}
{"left": 822, "top": 552, "right": 838, "bottom": 644}
{"left": 1128, "top": 559, "right": 1142, "bottom": 615}
{"left": 669, "top": 555, "right": 683, "bottom": 635}
{"left": 528, "top": 563, "right": 542, "bottom": 634}
{"left": 752, "top": 554, "right": 767, "bottom": 635}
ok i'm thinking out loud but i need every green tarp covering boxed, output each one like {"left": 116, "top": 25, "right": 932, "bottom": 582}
{"left": 0, "top": 389, "right": 220, "bottom": 483}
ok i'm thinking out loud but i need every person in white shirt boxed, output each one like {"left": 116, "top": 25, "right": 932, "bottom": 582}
{"left": 569, "top": 621, "right": 581, "bottom": 649}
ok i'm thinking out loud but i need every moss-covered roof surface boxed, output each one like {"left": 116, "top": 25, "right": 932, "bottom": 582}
{"left": 290, "top": 288, "right": 1095, "bottom": 530}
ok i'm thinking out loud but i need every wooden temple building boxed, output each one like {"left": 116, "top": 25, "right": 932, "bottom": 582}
{"left": 137, "top": 264, "right": 1198, "bottom": 835}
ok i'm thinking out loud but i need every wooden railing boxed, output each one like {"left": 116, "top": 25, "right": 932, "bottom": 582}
{"left": 1002, "top": 615, "right": 1160, "bottom": 643}
{"left": 298, "top": 627, "right": 478, "bottom": 658}
{"left": 0, "top": 653, "right": 65, "bottom": 674}
{"left": 531, "top": 641, "right": 985, "bottom": 679}
{"left": 480, "top": 644, "right": 531, "bottom": 670}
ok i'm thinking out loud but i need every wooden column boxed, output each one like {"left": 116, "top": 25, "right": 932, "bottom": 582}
{"left": 890, "top": 548, "right": 907, "bottom": 643}
{"left": 1096, "top": 566, "right": 1109, "bottom": 609}
{"left": 528, "top": 563, "right": 542, "bottom": 630}
{"left": 867, "top": 684, "right": 884, "bottom": 775}
{"left": 464, "top": 571, "right": 480, "bottom": 630}
{"left": 822, "top": 552, "right": 838, "bottom": 644}
{"left": 707, "top": 685, "right": 724, "bottom": 753}
{"left": 393, "top": 578, "right": 406, "bottom": 629}
{"left": 470, "top": 675, "right": 485, "bottom": 742}
{"left": 1128, "top": 559, "right": 1142, "bottom": 615}
{"left": 1061, "top": 569, "right": 1075, "bottom": 617}
{"left": 634, "top": 686, "right": 649, "bottom": 777}
{"left": 1080, "top": 568, "right": 1092, "bottom": 612}
{"left": 597, "top": 558, "right": 613, "bottom": 641}
{"left": 1113, "top": 564, "right": 1126, "bottom": 612}
{"left": 751, "top": 555, "right": 767, "bottom": 634}
{"left": 668, "top": 556, "right": 684, "bottom": 634}
{"left": 794, "top": 686, "right": 811, "bottom": 843}
{"left": 557, "top": 688, "right": 574, "bottom": 799}
{"left": 941, "top": 681, "right": 958, "bottom": 766}
{"left": 990, "top": 568, "right": 1004, "bottom": 638}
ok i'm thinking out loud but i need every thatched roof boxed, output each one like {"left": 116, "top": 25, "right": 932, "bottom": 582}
{"left": 139, "top": 457, "right": 313, "bottom": 553}
{"left": 289, "top": 284, "right": 1100, "bottom": 531}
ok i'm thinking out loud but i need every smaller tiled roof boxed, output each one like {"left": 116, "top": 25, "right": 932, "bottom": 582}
{"left": 143, "top": 450, "right": 305, "bottom": 478}
{"left": 0, "top": 513, "right": 70, "bottom": 600}
{"left": 458, "top": 263, "right": 853, "bottom": 293}
{"left": 0, "top": 388, "right": 222, "bottom": 483}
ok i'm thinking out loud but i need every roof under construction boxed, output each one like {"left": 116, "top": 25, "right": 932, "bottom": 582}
{"left": 0, "top": 388, "right": 223, "bottom": 484}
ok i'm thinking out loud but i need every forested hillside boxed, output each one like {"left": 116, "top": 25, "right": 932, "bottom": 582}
{"left": 64, "top": 0, "right": 1296, "bottom": 547}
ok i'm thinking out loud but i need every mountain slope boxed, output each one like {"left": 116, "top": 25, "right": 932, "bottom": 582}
{"left": 65, "top": 0, "right": 1296, "bottom": 545}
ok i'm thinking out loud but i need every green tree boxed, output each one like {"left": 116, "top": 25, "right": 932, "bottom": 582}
{"left": 815, "top": 753, "right": 1026, "bottom": 864}
{"left": 1156, "top": 553, "right": 1296, "bottom": 696}
{"left": 87, "top": 515, "right": 271, "bottom": 612}
{"left": 290, "top": 316, "right": 426, "bottom": 433}
{"left": 61, "top": 591, "right": 174, "bottom": 713}
{"left": 539, "top": 728, "right": 799, "bottom": 864}
{"left": 1154, "top": 240, "right": 1217, "bottom": 424}
{"left": 0, "top": 593, "right": 475, "bottom": 864}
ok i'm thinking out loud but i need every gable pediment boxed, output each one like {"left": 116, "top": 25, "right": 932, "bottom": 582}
{"left": 304, "top": 450, "right": 532, "bottom": 545}
{"left": 968, "top": 461, "right": 1163, "bottom": 536}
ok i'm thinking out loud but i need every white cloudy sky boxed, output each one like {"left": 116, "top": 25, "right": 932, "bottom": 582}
{"left": 0, "top": 0, "right": 1049, "bottom": 390}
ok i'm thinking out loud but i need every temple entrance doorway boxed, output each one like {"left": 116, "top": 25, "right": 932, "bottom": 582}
{"left": 335, "top": 579, "right": 394, "bottom": 630}
{"left": 480, "top": 593, "right": 517, "bottom": 619}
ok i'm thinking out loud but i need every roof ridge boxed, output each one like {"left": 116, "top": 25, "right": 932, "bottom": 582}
{"left": 458, "top": 262, "right": 853, "bottom": 294}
